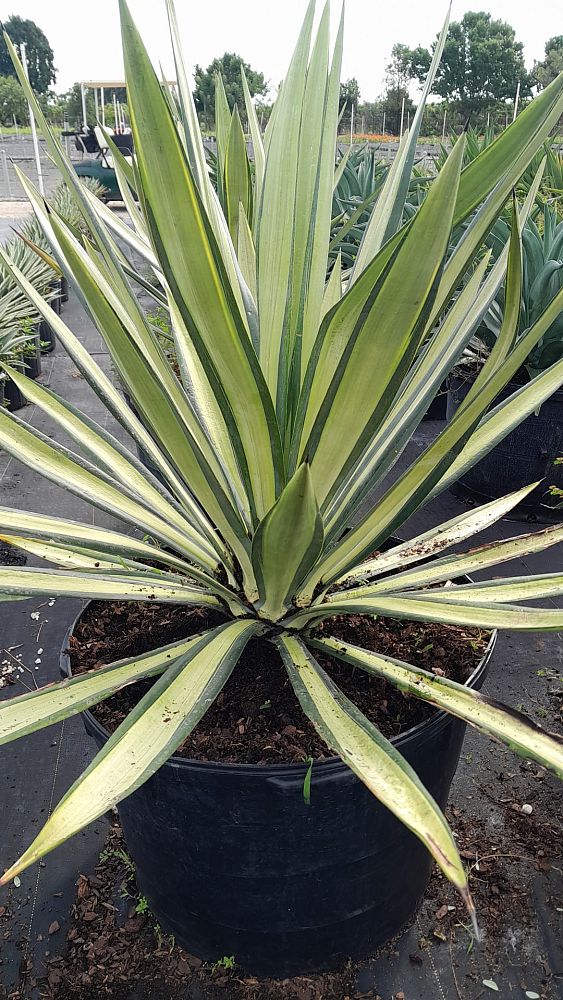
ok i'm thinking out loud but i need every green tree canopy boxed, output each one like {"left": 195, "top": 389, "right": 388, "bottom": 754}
{"left": 398, "top": 12, "right": 530, "bottom": 116}
{"left": 339, "top": 77, "right": 360, "bottom": 113}
{"left": 0, "top": 74, "right": 28, "bottom": 124}
{"left": 193, "top": 53, "right": 267, "bottom": 121}
{"left": 533, "top": 36, "right": 563, "bottom": 89}
{"left": 382, "top": 44, "right": 415, "bottom": 134}
{"left": 0, "top": 15, "right": 56, "bottom": 93}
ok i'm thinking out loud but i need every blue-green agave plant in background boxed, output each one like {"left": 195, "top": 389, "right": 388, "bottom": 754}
{"left": 0, "top": 1, "right": 562, "bottom": 938}
{"left": 478, "top": 202, "right": 563, "bottom": 378}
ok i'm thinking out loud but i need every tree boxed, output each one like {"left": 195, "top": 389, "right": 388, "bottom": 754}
{"left": 339, "top": 78, "right": 360, "bottom": 133}
{"left": 400, "top": 12, "right": 530, "bottom": 116}
{"left": 193, "top": 53, "right": 267, "bottom": 124}
{"left": 0, "top": 74, "right": 28, "bottom": 124}
{"left": 533, "top": 36, "right": 563, "bottom": 89}
{"left": 382, "top": 44, "right": 415, "bottom": 135}
{"left": 0, "top": 15, "right": 56, "bottom": 93}
{"left": 339, "top": 78, "right": 360, "bottom": 114}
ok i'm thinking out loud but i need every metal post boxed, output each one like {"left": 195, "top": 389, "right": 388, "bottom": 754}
{"left": 512, "top": 80, "right": 521, "bottom": 123}
{"left": 350, "top": 103, "right": 354, "bottom": 145}
{"left": 101, "top": 87, "right": 105, "bottom": 127}
{"left": 1, "top": 149, "right": 12, "bottom": 198}
{"left": 13, "top": 114, "right": 18, "bottom": 140}
{"left": 113, "top": 93, "right": 118, "bottom": 130}
{"left": 80, "top": 82, "right": 88, "bottom": 128}
{"left": 441, "top": 109, "right": 447, "bottom": 142}
{"left": 94, "top": 87, "right": 99, "bottom": 123}
{"left": 399, "top": 96, "right": 405, "bottom": 138}
{"left": 382, "top": 110, "right": 386, "bottom": 137}
{"left": 21, "top": 43, "right": 44, "bottom": 195}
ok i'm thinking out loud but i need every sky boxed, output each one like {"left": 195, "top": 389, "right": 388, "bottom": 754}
{"left": 1, "top": 0, "right": 561, "bottom": 101}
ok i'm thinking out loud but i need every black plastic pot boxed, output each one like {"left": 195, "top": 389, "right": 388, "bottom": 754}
{"left": 60, "top": 275, "right": 69, "bottom": 303}
{"left": 422, "top": 379, "right": 448, "bottom": 420}
{"left": 22, "top": 331, "right": 42, "bottom": 379}
{"left": 447, "top": 374, "right": 563, "bottom": 517}
{"left": 3, "top": 363, "right": 27, "bottom": 410}
{"left": 61, "top": 607, "right": 495, "bottom": 977}
{"left": 49, "top": 280, "right": 62, "bottom": 316}
{"left": 39, "top": 318, "right": 56, "bottom": 354}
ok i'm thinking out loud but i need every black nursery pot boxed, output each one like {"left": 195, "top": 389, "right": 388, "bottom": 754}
{"left": 3, "top": 363, "right": 27, "bottom": 410}
{"left": 60, "top": 275, "right": 69, "bottom": 303}
{"left": 39, "top": 318, "right": 56, "bottom": 354}
{"left": 447, "top": 374, "right": 563, "bottom": 517}
{"left": 23, "top": 332, "right": 42, "bottom": 380}
{"left": 61, "top": 609, "right": 494, "bottom": 977}
{"left": 49, "top": 280, "right": 62, "bottom": 316}
{"left": 422, "top": 378, "right": 448, "bottom": 420}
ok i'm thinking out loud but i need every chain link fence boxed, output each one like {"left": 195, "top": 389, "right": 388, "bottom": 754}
{"left": 0, "top": 133, "right": 84, "bottom": 201}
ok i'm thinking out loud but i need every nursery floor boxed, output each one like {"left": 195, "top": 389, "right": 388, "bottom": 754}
{"left": 0, "top": 278, "right": 561, "bottom": 1000}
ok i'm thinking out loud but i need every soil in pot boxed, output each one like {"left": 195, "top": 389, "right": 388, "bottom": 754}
{"left": 447, "top": 371, "right": 563, "bottom": 517}
{"left": 0, "top": 539, "right": 26, "bottom": 566}
{"left": 69, "top": 601, "right": 488, "bottom": 761}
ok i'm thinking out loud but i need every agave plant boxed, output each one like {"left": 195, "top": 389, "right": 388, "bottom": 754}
{"left": 475, "top": 202, "right": 563, "bottom": 378}
{"left": 330, "top": 145, "right": 430, "bottom": 269}
{"left": 439, "top": 128, "right": 563, "bottom": 214}
{"left": 0, "top": 234, "right": 53, "bottom": 366}
{"left": 1, "top": 2, "right": 563, "bottom": 932}
{"left": 18, "top": 177, "right": 107, "bottom": 272}
{"left": 0, "top": 298, "right": 35, "bottom": 367}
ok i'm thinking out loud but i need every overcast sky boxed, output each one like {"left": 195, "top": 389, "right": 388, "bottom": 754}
{"left": 1, "top": 0, "right": 561, "bottom": 101}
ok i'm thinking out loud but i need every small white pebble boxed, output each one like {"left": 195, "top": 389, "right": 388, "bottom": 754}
{"left": 37, "top": 648, "right": 43, "bottom": 655}
{"left": 13, "top": 876, "right": 20, "bottom": 887}
{"left": 34, "top": 658, "right": 41, "bottom": 664}
{"left": 521, "top": 803, "right": 533, "bottom": 815}
{"left": 30, "top": 611, "right": 40, "bottom": 620}
{"left": 48, "top": 600, "right": 55, "bottom": 607}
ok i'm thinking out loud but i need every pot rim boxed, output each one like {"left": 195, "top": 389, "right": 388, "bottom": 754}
{"left": 60, "top": 599, "right": 497, "bottom": 778}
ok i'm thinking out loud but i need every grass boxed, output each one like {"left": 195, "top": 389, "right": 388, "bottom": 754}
{"left": 0, "top": 124, "right": 63, "bottom": 137}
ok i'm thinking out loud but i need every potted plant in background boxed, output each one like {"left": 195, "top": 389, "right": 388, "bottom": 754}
{"left": 0, "top": 0, "right": 563, "bottom": 978}
{"left": 17, "top": 177, "right": 107, "bottom": 341}
{"left": 448, "top": 201, "right": 563, "bottom": 514}
{"left": 0, "top": 239, "right": 54, "bottom": 407}
{"left": 20, "top": 316, "right": 42, "bottom": 380}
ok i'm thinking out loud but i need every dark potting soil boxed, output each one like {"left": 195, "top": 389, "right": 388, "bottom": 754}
{"left": 0, "top": 540, "right": 26, "bottom": 566}
{"left": 68, "top": 601, "right": 488, "bottom": 764}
